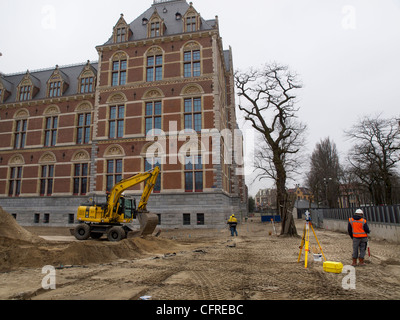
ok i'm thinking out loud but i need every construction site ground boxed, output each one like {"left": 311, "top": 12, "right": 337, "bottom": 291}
{"left": 1, "top": 213, "right": 400, "bottom": 300}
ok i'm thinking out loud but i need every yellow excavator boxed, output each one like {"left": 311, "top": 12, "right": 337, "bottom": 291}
{"left": 71, "top": 167, "right": 160, "bottom": 242}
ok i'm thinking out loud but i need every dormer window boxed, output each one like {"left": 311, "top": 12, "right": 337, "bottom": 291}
{"left": 19, "top": 85, "right": 31, "bottom": 101}
{"left": 48, "top": 81, "right": 62, "bottom": 97}
{"left": 80, "top": 77, "right": 94, "bottom": 94}
{"left": 116, "top": 27, "right": 126, "bottom": 43}
{"left": 47, "top": 66, "right": 69, "bottom": 98}
{"left": 186, "top": 16, "right": 197, "bottom": 32}
{"left": 150, "top": 20, "right": 161, "bottom": 37}
{"left": 183, "top": 4, "right": 200, "bottom": 33}
{"left": 17, "top": 71, "right": 39, "bottom": 102}
{"left": 113, "top": 14, "right": 131, "bottom": 44}
{"left": 148, "top": 10, "right": 165, "bottom": 38}
{"left": 78, "top": 61, "right": 97, "bottom": 94}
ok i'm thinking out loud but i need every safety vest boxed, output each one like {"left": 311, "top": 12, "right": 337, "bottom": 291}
{"left": 228, "top": 216, "right": 238, "bottom": 225}
{"left": 349, "top": 218, "right": 368, "bottom": 238}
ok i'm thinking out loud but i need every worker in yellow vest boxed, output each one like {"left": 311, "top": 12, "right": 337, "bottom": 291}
{"left": 227, "top": 214, "right": 238, "bottom": 237}
{"left": 348, "top": 209, "right": 370, "bottom": 266}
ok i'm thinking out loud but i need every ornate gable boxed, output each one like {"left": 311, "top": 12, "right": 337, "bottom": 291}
{"left": 148, "top": 9, "right": 166, "bottom": 38}
{"left": 113, "top": 14, "right": 132, "bottom": 43}
{"left": 17, "top": 71, "right": 40, "bottom": 102}
{"left": 47, "top": 65, "right": 69, "bottom": 98}
{"left": 183, "top": 3, "right": 201, "bottom": 32}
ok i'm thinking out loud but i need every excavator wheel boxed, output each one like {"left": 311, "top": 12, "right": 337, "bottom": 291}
{"left": 139, "top": 212, "right": 159, "bottom": 236}
{"left": 107, "top": 226, "right": 126, "bottom": 242}
{"left": 74, "top": 224, "right": 91, "bottom": 241}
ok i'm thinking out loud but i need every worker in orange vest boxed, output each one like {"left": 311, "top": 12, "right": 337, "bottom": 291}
{"left": 348, "top": 209, "right": 370, "bottom": 266}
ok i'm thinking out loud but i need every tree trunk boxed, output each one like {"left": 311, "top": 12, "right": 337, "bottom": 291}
{"left": 275, "top": 161, "right": 297, "bottom": 236}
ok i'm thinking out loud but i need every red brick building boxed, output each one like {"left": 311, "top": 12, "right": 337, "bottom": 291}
{"left": 0, "top": 0, "right": 247, "bottom": 227}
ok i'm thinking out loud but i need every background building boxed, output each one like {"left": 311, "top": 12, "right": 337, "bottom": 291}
{"left": 0, "top": 0, "right": 247, "bottom": 228}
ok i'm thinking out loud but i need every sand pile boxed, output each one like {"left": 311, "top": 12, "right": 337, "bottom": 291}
{"left": 0, "top": 209, "right": 183, "bottom": 272}
{"left": 0, "top": 207, "right": 43, "bottom": 244}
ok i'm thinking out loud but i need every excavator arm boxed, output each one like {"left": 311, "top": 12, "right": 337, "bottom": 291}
{"left": 105, "top": 167, "right": 160, "bottom": 221}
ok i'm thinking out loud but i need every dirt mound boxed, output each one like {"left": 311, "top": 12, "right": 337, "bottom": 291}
{"left": 0, "top": 232, "right": 183, "bottom": 273}
{"left": 0, "top": 207, "right": 43, "bottom": 244}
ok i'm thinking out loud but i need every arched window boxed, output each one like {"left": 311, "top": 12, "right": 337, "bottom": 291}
{"left": 146, "top": 47, "right": 163, "bottom": 82}
{"left": 111, "top": 52, "right": 128, "bottom": 87}
{"left": 183, "top": 42, "right": 201, "bottom": 78}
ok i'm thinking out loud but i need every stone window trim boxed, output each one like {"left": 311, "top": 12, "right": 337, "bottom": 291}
{"left": 145, "top": 46, "right": 164, "bottom": 82}
{"left": 182, "top": 41, "right": 202, "bottom": 78}
{"left": 110, "top": 51, "right": 128, "bottom": 87}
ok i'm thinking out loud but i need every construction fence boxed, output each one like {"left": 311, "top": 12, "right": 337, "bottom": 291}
{"left": 304, "top": 205, "right": 400, "bottom": 243}
{"left": 321, "top": 205, "right": 400, "bottom": 225}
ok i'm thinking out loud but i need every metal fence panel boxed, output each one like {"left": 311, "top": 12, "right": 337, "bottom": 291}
{"left": 321, "top": 205, "right": 400, "bottom": 225}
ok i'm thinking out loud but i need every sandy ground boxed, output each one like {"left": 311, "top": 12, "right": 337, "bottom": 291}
{"left": 1, "top": 218, "right": 400, "bottom": 301}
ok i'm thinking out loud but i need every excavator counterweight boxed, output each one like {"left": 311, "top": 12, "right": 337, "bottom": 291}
{"left": 71, "top": 167, "right": 160, "bottom": 241}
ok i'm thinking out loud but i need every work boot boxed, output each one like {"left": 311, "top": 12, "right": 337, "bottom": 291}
{"left": 352, "top": 258, "right": 357, "bottom": 267}
{"left": 358, "top": 258, "right": 366, "bottom": 266}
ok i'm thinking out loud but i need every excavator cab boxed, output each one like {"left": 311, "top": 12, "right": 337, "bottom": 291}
{"left": 116, "top": 196, "right": 137, "bottom": 220}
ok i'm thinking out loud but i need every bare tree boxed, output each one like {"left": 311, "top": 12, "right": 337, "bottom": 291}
{"left": 345, "top": 114, "right": 400, "bottom": 205}
{"left": 306, "top": 137, "right": 342, "bottom": 208}
{"left": 235, "top": 63, "right": 307, "bottom": 236}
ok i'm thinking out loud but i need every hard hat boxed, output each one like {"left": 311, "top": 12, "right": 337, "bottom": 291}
{"left": 355, "top": 209, "right": 364, "bottom": 215}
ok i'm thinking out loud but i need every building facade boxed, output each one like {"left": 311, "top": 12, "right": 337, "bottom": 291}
{"left": 0, "top": 0, "right": 247, "bottom": 228}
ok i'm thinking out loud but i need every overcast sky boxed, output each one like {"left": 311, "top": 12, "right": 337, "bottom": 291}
{"left": 1, "top": 0, "right": 399, "bottom": 196}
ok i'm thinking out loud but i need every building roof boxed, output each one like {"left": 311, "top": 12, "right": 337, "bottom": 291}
{"left": 103, "top": 0, "right": 216, "bottom": 45}
{"left": 0, "top": 62, "right": 98, "bottom": 104}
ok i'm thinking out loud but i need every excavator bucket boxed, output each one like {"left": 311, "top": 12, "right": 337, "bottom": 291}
{"left": 138, "top": 212, "right": 159, "bottom": 236}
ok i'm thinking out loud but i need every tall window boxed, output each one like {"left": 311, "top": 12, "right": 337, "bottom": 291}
{"left": 80, "top": 77, "right": 94, "bottom": 93}
{"left": 145, "top": 101, "right": 162, "bottom": 135}
{"left": 73, "top": 163, "right": 89, "bottom": 195}
{"left": 106, "top": 159, "right": 122, "bottom": 192}
{"left": 48, "top": 81, "right": 62, "bottom": 97}
{"left": 186, "top": 16, "right": 197, "bottom": 32}
{"left": 146, "top": 55, "right": 163, "bottom": 81}
{"left": 40, "top": 165, "right": 54, "bottom": 196}
{"left": 19, "top": 86, "right": 31, "bottom": 101}
{"left": 44, "top": 116, "right": 58, "bottom": 147}
{"left": 116, "top": 27, "right": 126, "bottom": 43}
{"left": 0, "top": 88, "right": 3, "bottom": 103}
{"left": 109, "top": 105, "right": 124, "bottom": 139}
{"left": 150, "top": 21, "right": 160, "bottom": 37}
{"left": 112, "top": 60, "right": 127, "bottom": 86}
{"left": 14, "top": 119, "right": 27, "bottom": 149}
{"left": 9, "top": 167, "right": 22, "bottom": 197}
{"left": 184, "top": 98, "right": 202, "bottom": 132}
{"left": 185, "top": 155, "right": 203, "bottom": 192}
{"left": 77, "top": 113, "right": 91, "bottom": 144}
{"left": 184, "top": 50, "right": 200, "bottom": 78}
{"left": 145, "top": 158, "right": 161, "bottom": 192}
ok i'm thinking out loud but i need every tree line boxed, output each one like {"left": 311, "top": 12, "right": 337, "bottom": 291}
{"left": 307, "top": 116, "right": 400, "bottom": 208}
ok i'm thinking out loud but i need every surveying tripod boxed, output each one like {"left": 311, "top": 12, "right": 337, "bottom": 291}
{"left": 297, "top": 211, "right": 326, "bottom": 268}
